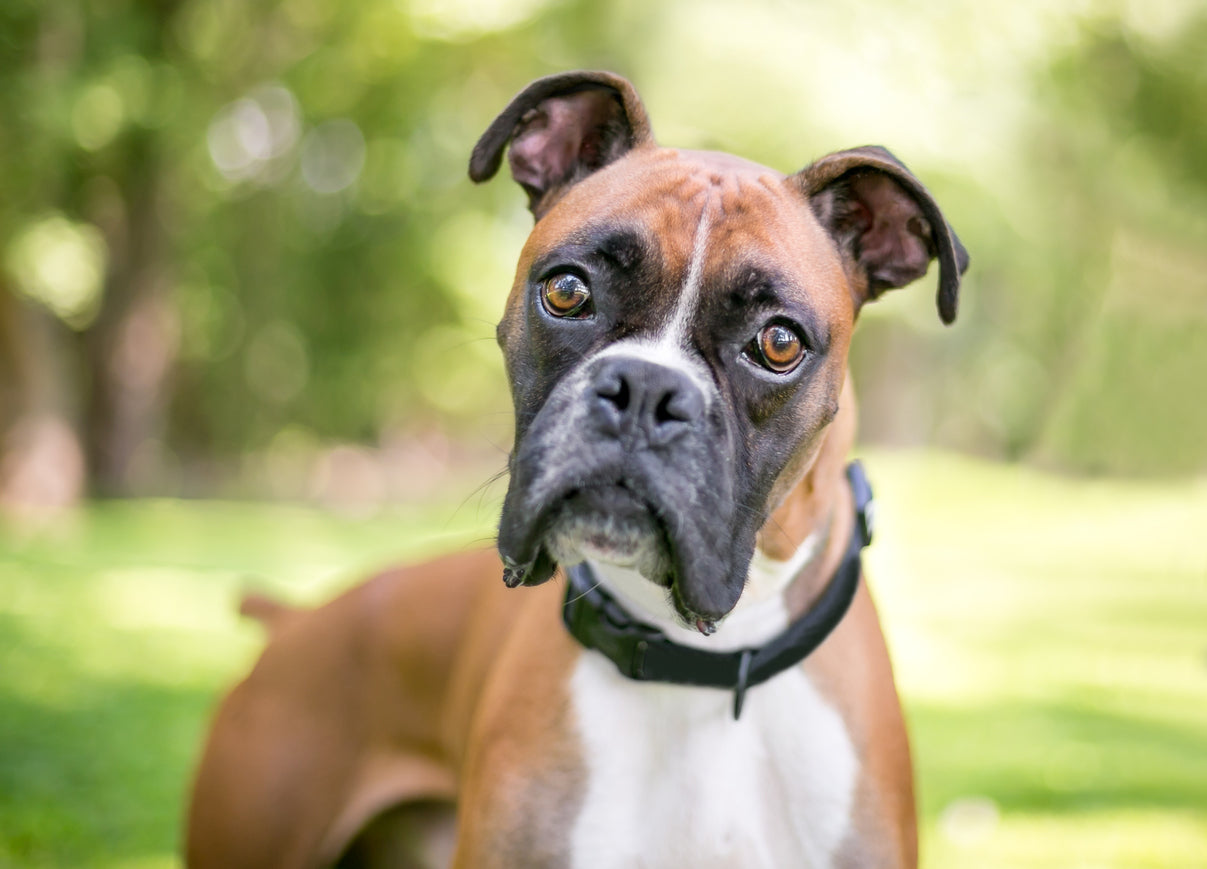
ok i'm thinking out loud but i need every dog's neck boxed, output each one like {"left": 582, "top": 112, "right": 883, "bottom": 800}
{"left": 585, "top": 377, "right": 859, "bottom": 651}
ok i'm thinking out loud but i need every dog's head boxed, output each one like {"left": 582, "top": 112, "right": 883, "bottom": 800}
{"left": 471, "top": 71, "right": 968, "bottom": 627}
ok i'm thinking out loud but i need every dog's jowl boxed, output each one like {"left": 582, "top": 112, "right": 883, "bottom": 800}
{"left": 187, "top": 70, "right": 968, "bottom": 869}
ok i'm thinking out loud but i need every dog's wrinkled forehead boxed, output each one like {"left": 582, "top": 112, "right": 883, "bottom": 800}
{"left": 501, "top": 148, "right": 857, "bottom": 350}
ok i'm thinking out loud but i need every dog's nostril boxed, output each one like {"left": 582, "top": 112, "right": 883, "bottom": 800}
{"left": 654, "top": 392, "right": 685, "bottom": 425}
{"left": 598, "top": 376, "right": 631, "bottom": 412}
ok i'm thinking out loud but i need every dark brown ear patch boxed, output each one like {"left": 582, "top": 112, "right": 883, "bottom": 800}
{"left": 469, "top": 70, "right": 655, "bottom": 218}
{"left": 823, "top": 170, "right": 936, "bottom": 293}
{"left": 507, "top": 89, "right": 633, "bottom": 211}
{"left": 796, "top": 146, "right": 968, "bottom": 324}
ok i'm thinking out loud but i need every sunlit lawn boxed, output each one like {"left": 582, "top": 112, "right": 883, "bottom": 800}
{"left": 1, "top": 452, "right": 1204, "bottom": 868}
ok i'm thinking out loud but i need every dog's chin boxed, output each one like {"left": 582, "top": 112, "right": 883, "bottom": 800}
{"left": 500, "top": 477, "right": 747, "bottom": 625}
{"left": 543, "top": 486, "right": 673, "bottom": 587}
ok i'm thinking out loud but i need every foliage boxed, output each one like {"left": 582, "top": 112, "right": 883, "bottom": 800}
{"left": 1, "top": 0, "right": 1205, "bottom": 498}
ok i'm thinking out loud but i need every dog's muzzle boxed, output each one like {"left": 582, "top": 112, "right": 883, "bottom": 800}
{"left": 497, "top": 353, "right": 752, "bottom": 624}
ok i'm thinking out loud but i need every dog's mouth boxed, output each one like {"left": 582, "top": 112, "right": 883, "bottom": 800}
{"left": 500, "top": 479, "right": 671, "bottom": 582}
{"left": 497, "top": 475, "right": 750, "bottom": 627}
{"left": 543, "top": 482, "right": 674, "bottom": 585}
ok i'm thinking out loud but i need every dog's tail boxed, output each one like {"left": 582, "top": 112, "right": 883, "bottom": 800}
{"left": 238, "top": 591, "right": 296, "bottom": 632}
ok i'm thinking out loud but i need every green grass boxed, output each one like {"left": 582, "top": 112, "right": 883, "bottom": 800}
{"left": 865, "top": 453, "right": 1207, "bottom": 868}
{"left": 1, "top": 452, "right": 1205, "bottom": 868}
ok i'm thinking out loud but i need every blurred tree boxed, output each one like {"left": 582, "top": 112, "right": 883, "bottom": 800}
{"left": 1, "top": 1, "right": 198, "bottom": 498}
{"left": 1, "top": 0, "right": 1203, "bottom": 506}
{"left": 0, "top": 0, "right": 588, "bottom": 499}
{"left": 1021, "top": 11, "right": 1207, "bottom": 473}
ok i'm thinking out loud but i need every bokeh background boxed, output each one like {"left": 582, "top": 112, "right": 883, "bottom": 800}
{"left": 1, "top": 0, "right": 1205, "bottom": 867}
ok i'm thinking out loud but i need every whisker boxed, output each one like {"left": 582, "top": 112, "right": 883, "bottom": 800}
{"left": 564, "top": 573, "right": 604, "bottom": 606}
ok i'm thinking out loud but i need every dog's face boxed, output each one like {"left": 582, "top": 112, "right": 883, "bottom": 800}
{"left": 495, "top": 150, "right": 858, "bottom": 625}
{"left": 471, "top": 72, "right": 967, "bottom": 627}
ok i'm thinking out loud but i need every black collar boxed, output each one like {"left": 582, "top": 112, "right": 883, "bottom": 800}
{"left": 562, "top": 461, "right": 875, "bottom": 720}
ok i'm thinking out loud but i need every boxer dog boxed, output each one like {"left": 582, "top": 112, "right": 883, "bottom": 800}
{"left": 186, "top": 70, "right": 968, "bottom": 868}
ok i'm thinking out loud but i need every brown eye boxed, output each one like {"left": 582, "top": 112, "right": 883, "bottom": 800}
{"left": 754, "top": 323, "right": 805, "bottom": 373}
{"left": 540, "top": 273, "right": 592, "bottom": 318}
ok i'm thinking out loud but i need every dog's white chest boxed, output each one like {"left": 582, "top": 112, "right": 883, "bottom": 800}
{"left": 567, "top": 653, "right": 858, "bottom": 869}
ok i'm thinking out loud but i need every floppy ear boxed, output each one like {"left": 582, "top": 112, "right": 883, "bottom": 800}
{"left": 469, "top": 70, "right": 655, "bottom": 219}
{"left": 793, "top": 146, "right": 969, "bottom": 324}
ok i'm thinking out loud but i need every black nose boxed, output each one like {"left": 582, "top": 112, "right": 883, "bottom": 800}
{"left": 590, "top": 356, "right": 704, "bottom": 446}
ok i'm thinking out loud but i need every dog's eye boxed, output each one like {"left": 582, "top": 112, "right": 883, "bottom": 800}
{"left": 748, "top": 322, "right": 805, "bottom": 374}
{"left": 540, "top": 273, "right": 592, "bottom": 318}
